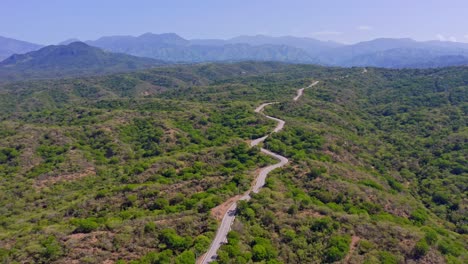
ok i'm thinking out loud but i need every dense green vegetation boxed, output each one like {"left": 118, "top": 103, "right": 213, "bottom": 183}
{"left": 0, "top": 62, "right": 466, "bottom": 263}
{"left": 213, "top": 66, "right": 467, "bottom": 264}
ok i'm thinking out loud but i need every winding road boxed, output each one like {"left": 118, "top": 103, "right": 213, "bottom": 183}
{"left": 294, "top": 81, "right": 319, "bottom": 101}
{"left": 199, "top": 81, "right": 318, "bottom": 263}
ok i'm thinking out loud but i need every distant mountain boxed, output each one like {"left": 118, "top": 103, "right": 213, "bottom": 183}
{"left": 318, "top": 38, "right": 468, "bottom": 67}
{"left": 191, "top": 35, "right": 343, "bottom": 56}
{"left": 86, "top": 33, "right": 316, "bottom": 63}
{"left": 84, "top": 33, "right": 468, "bottom": 68}
{"left": 0, "top": 42, "right": 165, "bottom": 82}
{"left": 404, "top": 55, "right": 468, "bottom": 68}
{"left": 6, "top": 33, "right": 468, "bottom": 69}
{"left": 59, "top": 38, "right": 81, "bottom": 45}
{"left": 0, "top": 36, "right": 43, "bottom": 61}
{"left": 226, "top": 35, "right": 343, "bottom": 56}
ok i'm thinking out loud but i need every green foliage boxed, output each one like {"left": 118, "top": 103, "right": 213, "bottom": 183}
{"left": 437, "top": 239, "right": 463, "bottom": 257}
{"left": 324, "top": 235, "right": 351, "bottom": 263}
{"left": 264, "top": 127, "right": 324, "bottom": 161}
{"left": 422, "top": 227, "right": 438, "bottom": 245}
{"left": 359, "top": 179, "right": 384, "bottom": 190}
{"left": 252, "top": 244, "right": 268, "bottom": 261}
{"left": 410, "top": 208, "right": 428, "bottom": 225}
{"left": 40, "top": 236, "right": 63, "bottom": 261}
{"left": 121, "top": 118, "right": 165, "bottom": 157}
{"left": 144, "top": 222, "right": 156, "bottom": 234}
{"left": 358, "top": 239, "right": 374, "bottom": 254}
{"left": 378, "top": 251, "right": 398, "bottom": 264}
{"left": 0, "top": 62, "right": 466, "bottom": 263}
{"left": 71, "top": 218, "right": 99, "bottom": 233}
{"left": 0, "top": 147, "right": 19, "bottom": 164}
{"left": 159, "top": 228, "right": 192, "bottom": 251}
{"left": 193, "top": 235, "right": 211, "bottom": 255}
{"left": 413, "top": 238, "right": 429, "bottom": 258}
{"left": 175, "top": 250, "right": 195, "bottom": 264}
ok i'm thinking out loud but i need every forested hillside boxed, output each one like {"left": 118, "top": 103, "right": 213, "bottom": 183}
{"left": 0, "top": 62, "right": 466, "bottom": 263}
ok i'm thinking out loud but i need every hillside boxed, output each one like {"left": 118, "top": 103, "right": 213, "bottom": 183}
{"left": 0, "top": 42, "right": 165, "bottom": 82}
{"left": 0, "top": 62, "right": 466, "bottom": 263}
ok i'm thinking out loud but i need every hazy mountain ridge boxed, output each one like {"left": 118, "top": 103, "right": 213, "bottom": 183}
{"left": 86, "top": 33, "right": 316, "bottom": 63}
{"left": 85, "top": 34, "right": 468, "bottom": 67}
{"left": 0, "top": 42, "right": 165, "bottom": 82}
{"left": 318, "top": 38, "right": 468, "bottom": 67}
{"left": 3, "top": 33, "right": 468, "bottom": 68}
{"left": 0, "top": 36, "right": 44, "bottom": 61}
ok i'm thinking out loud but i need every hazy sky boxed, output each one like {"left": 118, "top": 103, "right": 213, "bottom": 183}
{"left": 2, "top": 0, "right": 467, "bottom": 45}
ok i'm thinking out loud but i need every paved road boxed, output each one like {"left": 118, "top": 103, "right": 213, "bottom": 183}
{"left": 200, "top": 81, "right": 317, "bottom": 263}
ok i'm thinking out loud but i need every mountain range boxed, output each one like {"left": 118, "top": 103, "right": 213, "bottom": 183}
{"left": 2, "top": 33, "right": 468, "bottom": 69}
{"left": 85, "top": 33, "right": 316, "bottom": 63}
{"left": 0, "top": 42, "right": 165, "bottom": 82}
{"left": 0, "top": 36, "right": 43, "bottom": 61}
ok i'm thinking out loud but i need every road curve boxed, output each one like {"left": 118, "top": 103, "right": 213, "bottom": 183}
{"left": 293, "top": 81, "right": 319, "bottom": 101}
{"left": 200, "top": 81, "right": 317, "bottom": 263}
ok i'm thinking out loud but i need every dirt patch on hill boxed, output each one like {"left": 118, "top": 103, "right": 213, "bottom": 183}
{"left": 344, "top": 235, "right": 361, "bottom": 263}
{"left": 298, "top": 209, "right": 325, "bottom": 218}
{"left": 211, "top": 195, "right": 242, "bottom": 221}
{"left": 34, "top": 167, "right": 96, "bottom": 188}
{"left": 62, "top": 231, "right": 141, "bottom": 264}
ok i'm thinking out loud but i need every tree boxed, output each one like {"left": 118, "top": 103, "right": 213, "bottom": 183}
{"left": 175, "top": 250, "right": 195, "bottom": 264}
{"left": 324, "top": 235, "right": 351, "bottom": 263}
{"left": 252, "top": 244, "right": 268, "bottom": 261}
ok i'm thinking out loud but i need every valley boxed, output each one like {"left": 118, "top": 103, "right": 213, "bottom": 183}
{"left": 0, "top": 62, "right": 465, "bottom": 263}
{"left": 2, "top": 1, "right": 468, "bottom": 263}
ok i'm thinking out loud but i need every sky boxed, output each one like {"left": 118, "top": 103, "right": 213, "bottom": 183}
{"left": 1, "top": 0, "right": 467, "bottom": 45}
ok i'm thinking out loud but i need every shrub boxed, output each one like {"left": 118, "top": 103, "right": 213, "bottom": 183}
{"left": 378, "top": 251, "right": 398, "bottom": 264}
{"left": 193, "top": 235, "right": 211, "bottom": 255}
{"left": 72, "top": 218, "right": 99, "bottom": 233}
{"left": 359, "top": 179, "right": 384, "bottom": 190}
{"left": 437, "top": 239, "right": 462, "bottom": 256}
{"left": 252, "top": 237, "right": 277, "bottom": 261}
{"left": 252, "top": 244, "right": 268, "bottom": 261}
{"left": 40, "top": 236, "right": 63, "bottom": 261}
{"left": 324, "top": 235, "right": 351, "bottom": 263}
{"left": 358, "top": 239, "right": 374, "bottom": 254}
{"left": 410, "top": 208, "right": 428, "bottom": 225}
{"left": 422, "top": 227, "right": 438, "bottom": 245}
{"left": 175, "top": 250, "right": 195, "bottom": 264}
{"left": 144, "top": 222, "right": 156, "bottom": 234}
{"left": 159, "top": 228, "right": 191, "bottom": 250}
{"left": 413, "top": 239, "right": 429, "bottom": 258}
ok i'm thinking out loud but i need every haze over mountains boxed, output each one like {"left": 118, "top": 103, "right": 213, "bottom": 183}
{"left": 0, "top": 42, "right": 164, "bottom": 82}
{"left": 2, "top": 33, "right": 468, "bottom": 74}
{"left": 0, "top": 36, "right": 43, "bottom": 61}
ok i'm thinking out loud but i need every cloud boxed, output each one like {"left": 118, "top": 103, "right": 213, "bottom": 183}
{"left": 357, "top": 25, "right": 373, "bottom": 31}
{"left": 464, "top": 34, "right": 468, "bottom": 40}
{"left": 311, "top": 31, "right": 343, "bottom": 36}
{"left": 436, "top": 34, "right": 446, "bottom": 41}
{"left": 436, "top": 34, "right": 457, "bottom": 42}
